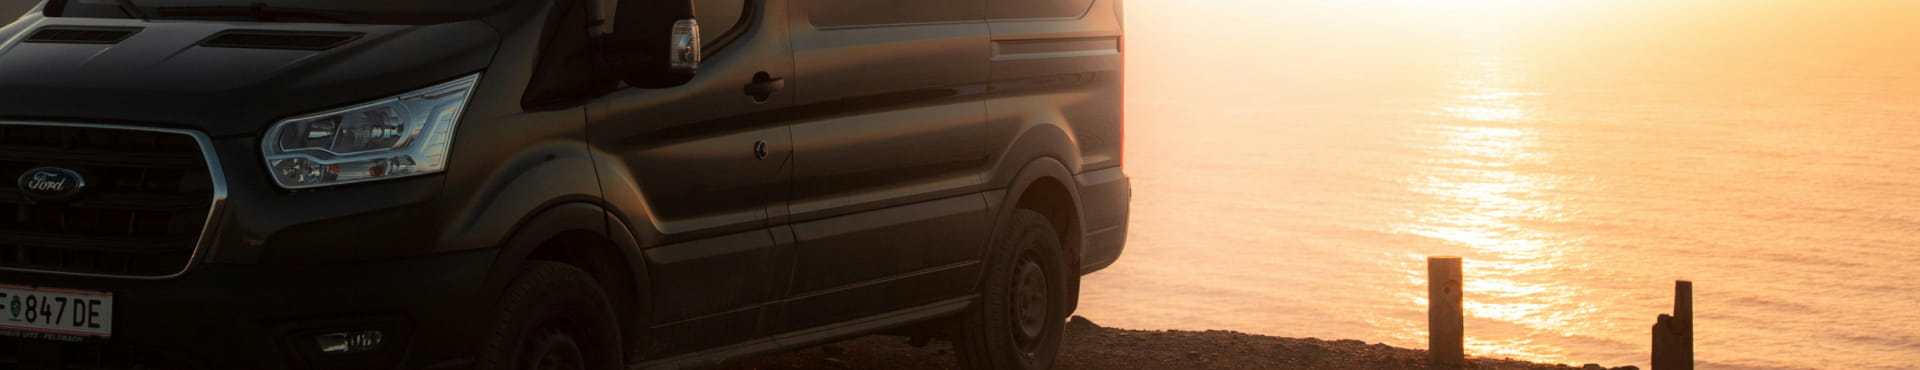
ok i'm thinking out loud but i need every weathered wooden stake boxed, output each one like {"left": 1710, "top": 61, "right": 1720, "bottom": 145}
{"left": 1652, "top": 280, "right": 1694, "bottom": 370}
{"left": 1428, "top": 256, "right": 1464, "bottom": 367}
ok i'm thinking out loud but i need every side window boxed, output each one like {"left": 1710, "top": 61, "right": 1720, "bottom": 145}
{"left": 987, "top": 0, "right": 1093, "bottom": 20}
{"left": 807, "top": 0, "right": 985, "bottom": 28}
{"left": 695, "top": 0, "right": 747, "bottom": 47}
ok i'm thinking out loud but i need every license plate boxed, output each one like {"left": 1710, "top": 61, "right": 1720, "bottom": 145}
{"left": 0, "top": 284, "right": 112, "bottom": 339}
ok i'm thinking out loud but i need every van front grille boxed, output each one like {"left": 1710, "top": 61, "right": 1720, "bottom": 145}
{"left": 0, "top": 123, "right": 220, "bottom": 277}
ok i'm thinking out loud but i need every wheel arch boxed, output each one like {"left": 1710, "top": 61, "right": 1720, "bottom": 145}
{"left": 988, "top": 118, "right": 1090, "bottom": 269}
{"left": 485, "top": 201, "right": 652, "bottom": 362}
{"left": 990, "top": 158, "right": 1087, "bottom": 313}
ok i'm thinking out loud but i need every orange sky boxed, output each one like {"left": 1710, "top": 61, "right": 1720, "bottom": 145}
{"left": 1132, "top": 0, "right": 1920, "bottom": 51}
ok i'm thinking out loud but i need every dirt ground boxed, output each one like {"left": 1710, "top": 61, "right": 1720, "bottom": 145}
{"left": 714, "top": 316, "right": 1638, "bottom": 370}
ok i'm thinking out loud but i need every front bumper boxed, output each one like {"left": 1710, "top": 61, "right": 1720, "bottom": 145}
{"left": 0, "top": 248, "right": 498, "bottom": 370}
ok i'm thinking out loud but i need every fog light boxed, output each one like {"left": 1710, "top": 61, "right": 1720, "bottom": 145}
{"left": 315, "top": 330, "right": 384, "bottom": 354}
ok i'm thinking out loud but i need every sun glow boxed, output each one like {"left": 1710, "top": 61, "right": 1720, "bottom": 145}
{"left": 1107, "top": 0, "right": 1920, "bottom": 368}
{"left": 1187, "top": 0, "right": 1608, "bottom": 25}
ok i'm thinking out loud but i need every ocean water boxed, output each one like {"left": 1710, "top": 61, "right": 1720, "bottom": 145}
{"left": 1079, "top": 1, "right": 1920, "bottom": 369}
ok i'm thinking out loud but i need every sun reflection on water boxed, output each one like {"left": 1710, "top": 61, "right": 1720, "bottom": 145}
{"left": 1388, "top": 46, "right": 1591, "bottom": 364}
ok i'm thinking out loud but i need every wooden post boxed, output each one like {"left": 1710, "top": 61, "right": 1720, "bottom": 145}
{"left": 1428, "top": 256, "right": 1464, "bottom": 367}
{"left": 1652, "top": 280, "right": 1694, "bottom": 370}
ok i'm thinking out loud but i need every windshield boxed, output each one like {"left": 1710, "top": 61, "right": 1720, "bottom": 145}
{"left": 51, "top": 0, "right": 514, "bottom": 24}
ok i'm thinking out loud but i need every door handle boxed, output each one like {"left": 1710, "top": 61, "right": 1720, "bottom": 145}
{"left": 745, "top": 71, "right": 784, "bottom": 102}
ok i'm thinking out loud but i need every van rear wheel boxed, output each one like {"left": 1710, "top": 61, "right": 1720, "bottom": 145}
{"left": 477, "top": 262, "right": 623, "bottom": 370}
{"left": 953, "top": 210, "right": 1071, "bottom": 370}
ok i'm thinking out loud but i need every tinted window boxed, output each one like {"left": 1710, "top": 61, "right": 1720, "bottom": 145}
{"left": 696, "top": 0, "right": 745, "bottom": 47}
{"left": 988, "top": 0, "right": 1092, "bottom": 20}
{"left": 807, "top": 0, "right": 983, "bottom": 28}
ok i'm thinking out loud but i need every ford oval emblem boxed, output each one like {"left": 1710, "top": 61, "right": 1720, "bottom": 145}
{"left": 18, "top": 166, "right": 87, "bottom": 202}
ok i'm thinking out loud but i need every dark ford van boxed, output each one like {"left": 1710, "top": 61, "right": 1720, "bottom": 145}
{"left": 0, "top": 0, "right": 1126, "bottom": 368}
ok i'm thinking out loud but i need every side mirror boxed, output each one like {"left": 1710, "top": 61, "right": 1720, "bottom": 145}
{"left": 608, "top": 0, "right": 701, "bottom": 88}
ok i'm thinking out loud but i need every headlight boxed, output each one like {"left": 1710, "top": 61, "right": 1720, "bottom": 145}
{"left": 262, "top": 74, "right": 479, "bottom": 189}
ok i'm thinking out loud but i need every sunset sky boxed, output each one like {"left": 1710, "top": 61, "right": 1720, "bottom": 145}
{"left": 1101, "top": 1, "right": 1920, "bottom": 368}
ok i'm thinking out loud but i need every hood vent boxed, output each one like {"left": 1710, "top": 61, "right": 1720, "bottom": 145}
{"left": 199, "top": 31, "right": 361, "bottom": 51}
{"left": 24, "top": 27, "right": 141, "bottom": 44}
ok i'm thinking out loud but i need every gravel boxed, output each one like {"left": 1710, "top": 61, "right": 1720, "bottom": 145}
{"left": 714, "top": 316, "right": 1640, "bottom": 370}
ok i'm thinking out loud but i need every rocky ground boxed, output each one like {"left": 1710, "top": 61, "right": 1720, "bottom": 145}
{"left": 715, "top": 316, "right": 1638, "bottom": 370}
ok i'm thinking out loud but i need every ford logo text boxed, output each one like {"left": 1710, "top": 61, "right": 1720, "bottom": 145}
{"left": 18, "top": 166, "right": 87, "bottom": 202}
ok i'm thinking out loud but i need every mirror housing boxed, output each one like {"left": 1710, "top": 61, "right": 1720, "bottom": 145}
{"left": 667, "top": 19, "right": 703, "bottom": 72}
{"left": 607, "top": 0, "right": 700, "bottom": 88}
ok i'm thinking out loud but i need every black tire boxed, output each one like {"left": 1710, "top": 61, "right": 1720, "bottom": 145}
{"left": 476, "top": 262, "right": 624, "bottom": 370}
{"left": 953, "top": 210, "right": 1073, "bottom": 370}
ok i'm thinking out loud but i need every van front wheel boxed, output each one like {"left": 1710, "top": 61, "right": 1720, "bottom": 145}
{"left": 953, "top": 210, "right": 1071, "bottom": 370}
{"left": 477, "top": 262, "right": 624, "bottom": 370}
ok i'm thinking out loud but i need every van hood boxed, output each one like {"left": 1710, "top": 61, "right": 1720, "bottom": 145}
{"left": 0, "top": 14, "right": 499, "bottom": 137}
